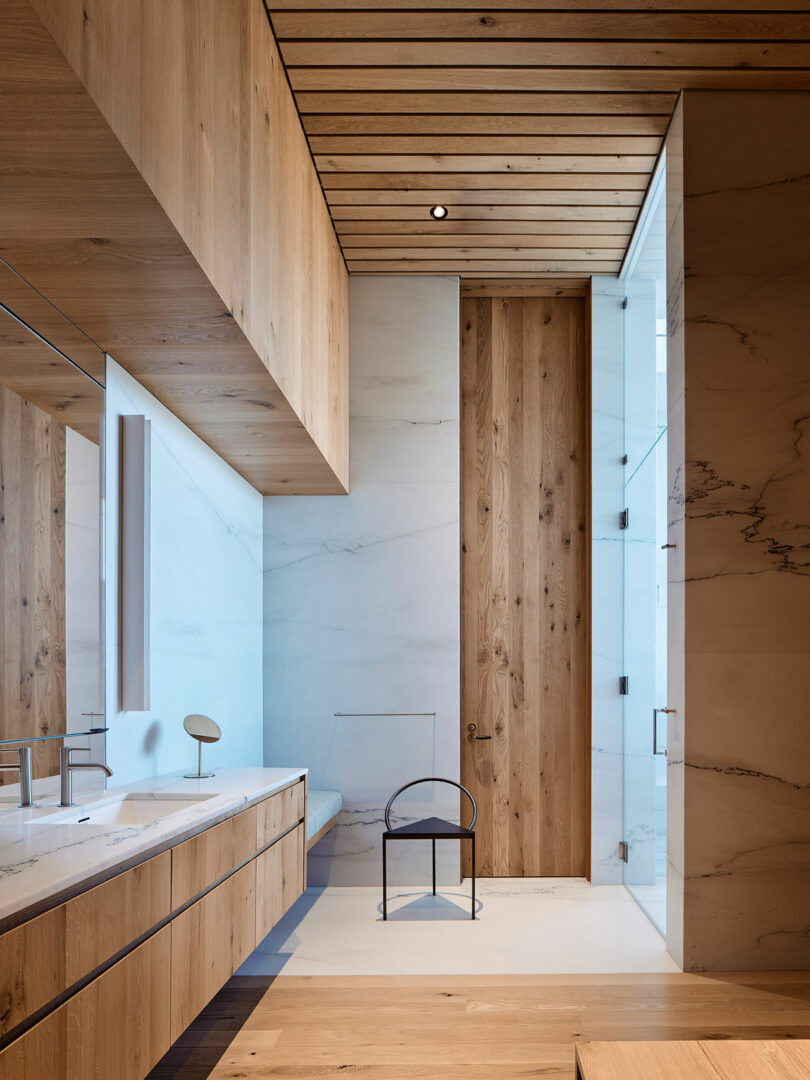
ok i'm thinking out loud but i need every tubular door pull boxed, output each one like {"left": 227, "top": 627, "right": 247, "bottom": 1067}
{"left": 468, "top": 724, "right": 492, "bottom": 741}
{"left": 653, "top": 707, "right": 675, "bottom": 756}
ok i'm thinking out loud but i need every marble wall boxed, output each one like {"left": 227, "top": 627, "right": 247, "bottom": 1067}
{"left": 590, "top": 277, "right": 625, "bottom": 885}
{"left": 264, "top": 276, "right": 460, "bottom": 886}
{"left": 104, "top": 358, "right": 264, "bottom": 785}
{"left": 666, "top": 91, "right": 810, "bottom": 970}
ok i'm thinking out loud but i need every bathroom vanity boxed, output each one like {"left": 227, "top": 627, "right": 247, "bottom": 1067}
{"left": 0, "top": 767, "right": 306, "bottom": 1078}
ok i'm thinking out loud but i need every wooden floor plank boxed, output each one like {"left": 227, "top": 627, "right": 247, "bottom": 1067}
{"left": 147, "top": 972, "right": 810, "bottom": 1080}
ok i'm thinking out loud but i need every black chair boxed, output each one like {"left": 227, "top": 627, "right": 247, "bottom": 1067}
{"left": 382, "top": 777, "right": 477, "bottom": 921}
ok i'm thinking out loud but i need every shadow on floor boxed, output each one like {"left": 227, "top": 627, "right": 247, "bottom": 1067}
{"left": 380, "top": 889, "right": 482, "bottom": 920}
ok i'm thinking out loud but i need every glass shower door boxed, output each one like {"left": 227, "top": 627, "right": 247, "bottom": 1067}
{"left": 621, "top": 173, "right": 668, "bottom": 934}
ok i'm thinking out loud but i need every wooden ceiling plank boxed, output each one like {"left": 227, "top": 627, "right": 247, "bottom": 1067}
{"left": 303, "top": 114, "right": 672, "bottom": 135}
{"left": 339, "top": 234, "right": 631, "bottom": 248}
{"left": 282, "top": 40, "right": 810, "bottom": 67}
{"left": 273, "top": 11, "right": 810, "bottom": 40}
{"left": 336, "top": 219, "right": 634, "bottom": 233}
{"left": 315, "top": 153, "right": 658, "bottom": 173}
{"left": 309, "top": 135, "right": 663, "bottom": 153}
{"left": 346, "top": 259, "right": 621, "bottom": 271}
{"left": 321, "top": 172, "right": 651, "bottom": 189}
{"left": 330, "top": 205, "right": 642, "bottom": 220}
{"left": 294, "top": 91, "right": 677, "bottom": 114}
{"left": 290, "top": 69, "right": 810, "bottom": 92}
{"left": 268, "top": 0, "right": 810, "bottom": 11}
{"left": 343, "top": 246, "right": 627, "bottom": 259}
{"left": 327, "top": 190, "right": 644, "bottom": 205}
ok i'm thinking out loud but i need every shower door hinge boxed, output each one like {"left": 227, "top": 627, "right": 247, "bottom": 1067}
{"left": 619, "top": 841, "right": 629, "bottom": 863}
{"left": 622, "top": 297, "right": 629, "bottom": 310}
{"left": 619, "top": 675, "right": 629, "bottom": 695}
{"left": 619, "top": 508, "right": 629, "bottom": 530}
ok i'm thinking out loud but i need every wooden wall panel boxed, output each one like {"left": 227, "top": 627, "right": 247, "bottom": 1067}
{"left": 28, "top": 0, "right": 349, "bottom": 491}
{"left": 460, "top": 289, "right": 589, "bottom": 876}
{"left": 0, "top": 386, "right": 66, "bottom": 782}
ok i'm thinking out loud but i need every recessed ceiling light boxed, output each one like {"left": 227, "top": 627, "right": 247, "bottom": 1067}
{"left": 429, "top": 204, "right": 448, "bottom": 220}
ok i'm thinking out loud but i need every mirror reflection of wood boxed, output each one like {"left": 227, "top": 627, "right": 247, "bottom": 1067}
{"left": 0, "top": 385, "right": 66, "bottom": 780}
{"left": 0, "top": 277, "right": 104, "bottom": 783}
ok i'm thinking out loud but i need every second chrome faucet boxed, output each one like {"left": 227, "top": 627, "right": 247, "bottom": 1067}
{"left": 59, "top": 746, "right": 113, "bottom": 807}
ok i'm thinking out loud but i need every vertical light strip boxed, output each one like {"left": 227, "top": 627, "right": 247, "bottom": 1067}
{"left": 121, "top": 414, "right": 151, "bottom": 710}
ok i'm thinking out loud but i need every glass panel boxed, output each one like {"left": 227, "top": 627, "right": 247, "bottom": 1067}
{"left": 622, "top": 174, "right": 667, "bottom": 934}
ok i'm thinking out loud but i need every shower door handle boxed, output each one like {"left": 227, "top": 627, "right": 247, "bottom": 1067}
{"left": 653, "top": 708, "right": 674, "bottom": 756}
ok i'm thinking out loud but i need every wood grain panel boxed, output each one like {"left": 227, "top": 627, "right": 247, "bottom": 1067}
{"left": 266, "top": 2, "right": 810, "bottom": 274}
{"left": 256, "top": 824, "right": 305, "bottom": 942}
{"left": 170, "top": 862, "right": 257, "bottom": 1042}
{"left": 461, "top": 293, "right": 589, "bottom": 876}
{"left": 0, "top": 928, "right": 171, "bottom": 1080}
{"left": 256, "top": 780, "right": 306, "bottom": 848}
{"left": 67, "top": 926, "right": 172, "bottom": 1080}
{"left": 0, "top": 386, "right": 66, "bottom": 784}
{"left": 65, "top": 852, "right": 171, "bottom": 984}
{"left": 171, "top": 807, "right": 258, "bottom": 910}
{"left": 0, "top": 903, "right": 65, "bottom": 1038}
{"left": 275, "top": 12, "right": 810, "bottom": 39}
{"left": 1, "top": 0, "right": 347, "bottom": 494}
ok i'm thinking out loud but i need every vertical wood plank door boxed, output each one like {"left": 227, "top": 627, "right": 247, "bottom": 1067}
{"left": 461, "top": 292, "right": 589, "bottom": 877}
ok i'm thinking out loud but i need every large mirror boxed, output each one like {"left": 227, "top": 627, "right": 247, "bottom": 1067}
{"left": 0, "top": 258, "right": 106, "bottom": 790}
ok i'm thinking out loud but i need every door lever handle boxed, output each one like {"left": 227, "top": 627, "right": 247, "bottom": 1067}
{"left": 468, "top": 723, "right": 492, "bottom": 741}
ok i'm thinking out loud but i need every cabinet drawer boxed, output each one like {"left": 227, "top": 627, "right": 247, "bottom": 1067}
{"left": 0, "top": 851, "right": 170, "bottom": 1039}
{"left": 256, "top": 823, "right": 305, "bottom": 943}
{"left": 170, "top": 861, "right": 256, "bottom": 1042}
{"left": 256, "top": 779, "right": 305, "bottom": 849}
{"left": 66, "top": 851, "right": 170, "bottom": 984}
{"left": 0, "top": 926, "right": 171, "bottom": 1080}
{"left": 171, "top": 805, "right": 258, "bottom": 909}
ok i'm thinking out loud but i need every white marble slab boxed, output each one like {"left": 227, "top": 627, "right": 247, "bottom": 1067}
{"left": 0, "top": 767, "right": 305, "bottom": 926}
{"left": 264, "top": 276, "right": 461, "bottom": 887}
{"left": 666, "top": 91, "right": 810, "bottom": 971}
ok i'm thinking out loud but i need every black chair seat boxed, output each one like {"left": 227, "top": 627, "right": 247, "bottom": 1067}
{"left": 384, "top": 816, "right": 472, "bottom": 840}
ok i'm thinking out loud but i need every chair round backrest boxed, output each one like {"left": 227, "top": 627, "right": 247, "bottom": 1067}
{"left": 384, "top": 777, "right": 478, "bottom": 831}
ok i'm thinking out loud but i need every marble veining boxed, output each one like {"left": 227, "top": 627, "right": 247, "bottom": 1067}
{"left": 0, "top": 767, "right": 305, "bottom": 926}
{"left": 666, "top": 90, "right": 810, "bottom": 971}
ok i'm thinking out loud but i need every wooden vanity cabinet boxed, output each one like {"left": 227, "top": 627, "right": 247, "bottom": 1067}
{"left": 0, "top": 927, "right": 171, "bottom": 1080}
{"left": 0, "top": 777, "right": 306, "bottom": 1080}
{"left": 256, "top": 823, "right": 305, "bottom": 942}
{"left": 170, "top": 860, "right": 257, "bottom": 1041}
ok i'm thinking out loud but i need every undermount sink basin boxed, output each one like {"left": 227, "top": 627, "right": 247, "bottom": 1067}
{"left": 36, "top": 793, "right": 217, "bottom": 826}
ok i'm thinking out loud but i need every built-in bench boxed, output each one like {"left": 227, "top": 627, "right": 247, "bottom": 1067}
{"left": 306, "top": 789, "right": 342, "bottom": 851}
{"left": 575, "top": 1039, "right": 810, "bottom": 1079}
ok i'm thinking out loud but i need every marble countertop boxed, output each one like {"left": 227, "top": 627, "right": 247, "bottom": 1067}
{"left": 0, "top": 767, "right": 306, "bottom": 930}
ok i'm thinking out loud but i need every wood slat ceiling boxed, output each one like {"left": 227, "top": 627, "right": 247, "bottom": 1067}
{"left": 265, "top": 1, "right": 810, "bottom": 276}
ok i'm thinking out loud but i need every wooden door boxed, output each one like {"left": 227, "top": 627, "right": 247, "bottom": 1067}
{"left": 461, "top": 286, "right": 589, "bottom": 877}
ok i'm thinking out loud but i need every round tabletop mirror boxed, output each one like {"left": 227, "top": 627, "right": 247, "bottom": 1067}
{"left": 183, "top": 714, "right": 221, "bottom": 778}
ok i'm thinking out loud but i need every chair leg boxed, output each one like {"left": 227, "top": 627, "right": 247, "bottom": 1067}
{"left": 382, "top": 836, "right": 387, "bottom": 921}
{"left": 470, "top": 834, "right": 476, "bottom": 920}
{"left": 432, "top": 838, "right": 436, "bottom": 896}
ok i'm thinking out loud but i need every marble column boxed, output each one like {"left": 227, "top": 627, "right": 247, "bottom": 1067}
{"left": 666, "top": 91, "right": 810, "bottom": 970}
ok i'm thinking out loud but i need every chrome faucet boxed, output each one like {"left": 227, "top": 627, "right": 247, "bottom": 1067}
{"left": 0, "top": 746, "right": 35, "bottom": 808}
{"left": 59, "top": 746, "right": 113, "bottom": 807}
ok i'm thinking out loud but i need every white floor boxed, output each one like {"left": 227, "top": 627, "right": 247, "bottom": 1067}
{"left": 239, "top": 878, "right": 679, "bottom": 977}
